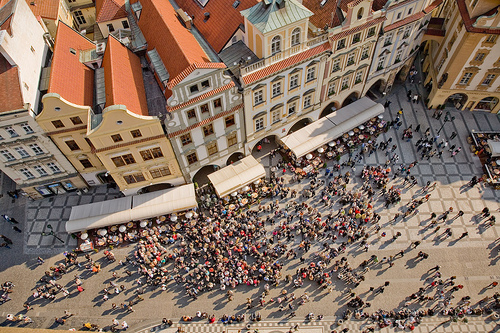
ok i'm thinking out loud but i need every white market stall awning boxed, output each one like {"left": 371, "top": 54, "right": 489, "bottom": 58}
{"left": 488, "top": 140, "right": 500, "bottom": 158}
{"left": 131, "top": 184, "right": 197, "bottom": 221}
{"left": 280, "top": 97, "right": 384, "bottom": 158}
{"left": 65, "top": 184, "right": 198, "bottom": 233}
{"left": 66, "top": 196, "right": 133, "bottom": 233}
{"left": 208, "top": 155, "right": 265, "bottom": 197}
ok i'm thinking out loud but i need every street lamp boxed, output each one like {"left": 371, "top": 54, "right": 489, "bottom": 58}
{"left": 41, "top": 224, "right": 64, "bottom": 243}
{"left": 437, "top": 111, "right": 455, "bottom": 135}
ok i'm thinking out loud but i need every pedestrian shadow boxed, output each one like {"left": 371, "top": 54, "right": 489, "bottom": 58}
{"left": 404, "top": 257, "right": 420, "bottom": 269}
{"left": 447, "top": 239, "right": 461, "bottom": 247}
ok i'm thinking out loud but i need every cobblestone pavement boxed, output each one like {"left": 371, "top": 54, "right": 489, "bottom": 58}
{"left": 0, "top": 79, "right": 499, "bottom": 333}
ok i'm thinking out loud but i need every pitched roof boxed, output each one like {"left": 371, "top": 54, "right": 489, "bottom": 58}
{"left": 241, "top": 0, "right": 313, "bottom": 34}
{"left": 242, "top": 42, "right": 330, "bottom": 85}
{"left": 102, "top": 35, "right": 149, "bottom": 116}
{"left": 457, "top": 0, "right": 500, "bottom": 35}
{"left": 166, "top": 62, "right": 226, "bottom": 89}
{"left": 302, "top": 0, "right": 339, "bottom": 29}
{"left": 95, "top": 0, "right": 127, "bottom": 23}
{"left": 136, "top": 0, "right": 210, "bottom": 92}
{"left": 0, "top": 65, "right": 24, "bottom": 112}
{"left": 331, "top": 16, "right": 385, "bottom": 40}
{"left": 175, "top": 0, "right": 259, "bottom": 53}
{"left": 25, "top": 0, "right": 59, "bottom": 20}
{"left": 48, "top": 22, "right": 95, "bottom": 106}
{"left": 166, "top": 81, "right": 235, "bottom": 112}
{"left": 383, "top": 12, "right": 423, "bottom": 32}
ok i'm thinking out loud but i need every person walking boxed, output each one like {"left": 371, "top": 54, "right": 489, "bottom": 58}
{"left": 450, "top": 131, "right": 457, "bottom": 140}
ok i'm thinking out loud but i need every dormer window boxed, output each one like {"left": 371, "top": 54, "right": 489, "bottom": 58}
{"left": 271, "top": 36, "right": 281, "bottom": 55}
{"left": 291, "top": 28, "right": 300, "bottom": 46}
{"left": 357, "top": 7, "right": 363, "bottom": 20}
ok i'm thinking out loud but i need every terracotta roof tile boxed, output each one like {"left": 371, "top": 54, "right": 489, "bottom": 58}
{"left": 338, "top": 0, "right": 350, "bottom": 12}
{"left": 168, "top": 103, "right": 243, "bottom": 138}
{"left": 25, "top": 0, "right": 59, "bottom": 20}
{"left": 136, "top": 0, "right": 211, "bottom": 89}
{"left": 372, "top": 0, "right": 388, "bottom": 11}
{"left": 48, "top": 22, "right": 95, "bottom": 106}
{"left": 330, "top": 16, "right": 385, "bottom": 41}
{"left": 457, "top": 0, "right": 500, "bottom": 35}
{"left": 242, "top": 42, "right": 330, "bottom": 85}
{"left": 383, "top": 12, "right": 424, "bottom": 32}
{"left": 0, "top": 66, "right": 25, "bottom": 112}
{"left": 166, "top": 81, "right": 235, "bottom": 112}
{"left": 302, "top": 0, "right": 339, "bottom": 29}
{"left": 0, "top": 0, "right": 15, "bottom": 34}
{"left": 95, "top": 0, "right": 127, "bottom": 23}
{"left": 166, "top": 62, "right": 227, "bottom": 89}
{"left": 102, "top": 35, "right": 149, "bottom": 116}
{"left": 175, "top": 0, "right": 259, "bottom": 53}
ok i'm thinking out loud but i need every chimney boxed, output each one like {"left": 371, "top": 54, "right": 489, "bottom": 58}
{"left": 204, "top": 12, "right": 210, "bottom": 22}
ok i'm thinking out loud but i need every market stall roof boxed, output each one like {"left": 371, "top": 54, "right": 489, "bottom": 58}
{"left": 487, "top": 140, "right": 500, "bottom": 157}
{"left": 66, "top": 196, "right": 133, "bottom": 233}
{"left": 280, "top": 97, "right": 384, "bottom": 158}
{"left": 65, "top": 184, "right": 197, "bottom": 233}
{"left": 208, "top": 155, "right": 265, "bottom": 197}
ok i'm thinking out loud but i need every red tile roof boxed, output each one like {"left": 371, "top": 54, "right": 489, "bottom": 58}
{"left": 242, "top": 42, "right": 330, "bottom": 85}
{"left": 166, "top": 81, "right": 235, "bottom": 112}
{"left": 330, "top": 16, "right": 385, "bottom": 41}
{"left": 168, "top": 103, "right": 243, "bottom": 138}
{"left": 95, "top": 0, "right": 127, "bottom": 23}
{"left": 372, "top": 0, "right": 388, "bottom": 11}
{"left": 25, "top": 0, "right": 59, "bottom": 20}
{"left": 302, "top": 0, "right": 339, "bottom": 29}
{"left": 0, "top": 66, "right": 24, "bottom": 112}
{"left": 166, "top": 62, "right": 227, "bottom": 89}
{"left": 136, "top": 0, "right": 211, "bottom": 93}
{"left": 102, "top": 35, "right": 149, "bottom": 116}
{"left": 457, "top": 0, "right": 500, "bottom": 35}
{"left": 383, "top": 12, "right": 424, "bottom": 32}
{"left": 175, "top": 0, "right": 259, "bottom": 53}
{"left": 48, "top": 22, "right": 95, "bottom": 106}
{"left": 423, "top": 0, "right": 443, "bottom": 14}
{"left": 0, "top": 0, "right": 15, "bottom": 34}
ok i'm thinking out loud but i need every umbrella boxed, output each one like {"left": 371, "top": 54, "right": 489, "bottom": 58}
{"left": 253, "top": 180, "right": 260, "bottom": 185}
{"left": 358, "top": 125, "right": 365, "bottom": 130}
{"left": 119, "top": 225, "right": 126, "bottom": 233}
{"left": 378, "top": 114, "right": 384, "bottom": 119}
{"left": 317, "top": 148, "right": 325, "bottom": 153}
{"left": 80, "top": 232, "right": 88, "bottom": 240}
{"left": 348, "top": 131, "right": 355, "bottom": 136}
{"left": 206, "top": 218, "right": 211, "bottom": 223}
{"left": 231, "top": 192, "right": 238, "bottom": 197}
{"left": 171, "top": 215, "right": 178, "bottom": 222}
{"left": 306, "top": 154, "right": 313, "bottom": 160}
{"left": 185, "top": 212, "right": 193, "bottom": 219}
{"left": 98, "top": 229, "right": 107, "bottom": 236}
{"left": 140, "top": 221, "right": 148, "bottom": 228}
{"left": 243, "top": 186, "right": 250, "bottom": 192}
{"left": 328, "top": 141, "right": 336, "bottom": 147}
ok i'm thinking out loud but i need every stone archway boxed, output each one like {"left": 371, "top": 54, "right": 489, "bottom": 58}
{"left": 366, "top": 79, "right": 386, "bottom": 100}
{"left": 319, "top": 101, "right": 340, "bottom": 118}
{"left": 445, "top": 93, "right": 468, "bottom": 110}
{"left": 192, "top": 165, "right": 220, "bottom": 188}
{"left": 251, "top": 135, "right": 279, "bottom": 159}
{"left": 473, "top": 96, "right": 499, "bottom": 112}
{"left": 226, "top": 152, "right": 244, "bottom": 165}
{"left": 342, "top": 91, "right": 359, "bottom": 107}
{"left": 287, "top": 118, "right": 312, "bottom": 134}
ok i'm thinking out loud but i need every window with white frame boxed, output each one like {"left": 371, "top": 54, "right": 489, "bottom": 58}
{"left": 396, "top": 11, "right": 402, "bottom": 20}
{"left": 20, "top": 168, "right": 35, "bottom": 179}
{"left": 459, "top": 72, "right": 473, "bottom": 85}
{"left": 34, "top": 165, "right": 48, "bottom": 176}
{"left": 347, "top": 52, "right": 355, "bottom": 66}
{"left": 328, "top": 81, "right": 336, "bottom": 96}
{"left": 395, "top": 49, "right": 403, "bottom": 62}
{"left": 206, "top": 141, "right": 218, "bottom": 156}
{"left": 288, "top": 102, "right": 296, "bottom": 115}
{"left": 482, "top": 74, "right": 496, "bottom": 86}
{"left": 306, "top": 67, "right": 316, "bottom": 81}
{"left": 332, "top": 58, "right": 341, "bottom": 72}
{"left": 29, "top": 143, "right": 44, "bottom": 155}
{"left": 272, "top": 109, "right": 281, "bottom": 124}
{"left": 0, "top": 150, "right": 15, "bottom": 161}
{"left": 290, "top": 74, "right": 299, "bottom": 89}
{"left": 47, "top": 162, "right": 61, "bottom": 173}
{"left": 291, "top": 28, "right": 300, "bottom": 46}
{"left": 272, "top": 82, "right": 282, "bottom": 97}
{"left": 254, "top": 90, "right": 263, "bottom": 104}
{"left": 15, "top": 147, "right": 29, "bottom": 158}
{"left": 377, "top": 56, "right": 386, "bottom": 70}
{"left": 303, "top": 95, "right": 312, "bottom": 108}
{"left": 337, "top": 39, "right": 345, "bottom": 50}
{"left": 384, "top": 32, "right": 393, "bottom": 46}
{"left": 5, "top": 126, "right": 18, "bottom": 137}
{"left": 255, "top": 117, "right": 264, "bottom": 131}
{"left": 361, "top": 45, "right": 370, "bottom": 60}
{"left": 355, "top": 71, "right": 363, "bottom": 84}
{"left": 74, "top": 10, "right": 86, "bottom": 25}
{"left": 271, "top": 35, "right": 281, "bottom": 55}
{"left": 403, "top": 25, "right": 412, "bottom": 39}
{"left": 21, "top": 123, "right": 34, "bottom": 134}
{"left": 341, "top": 76, "right": 350, "bottom": 90}
{"left": 474, "top": 53, "right": 486, "bottom": 62}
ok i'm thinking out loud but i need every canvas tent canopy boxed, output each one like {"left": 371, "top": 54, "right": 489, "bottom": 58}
{"left": 280, "top": 97, "right": 384, "bottom": 158}
{"left": 208, "top": 155, "right": 265, "bottom": 198}
{"left": 65, "top": 184, "right": 197, "bottom": 233}
{"left": 487, "top": 140, "right": 500, "bottom": 158}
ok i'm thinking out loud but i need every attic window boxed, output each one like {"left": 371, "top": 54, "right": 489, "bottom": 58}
{"left": 69, "top": 48, "right": 76, "bottom": 55}
{"left": 195, "top": 0, "right": 209, "bottom": 7}
{"left": 232, "top": 0, "right": 240, "bottom": 8}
